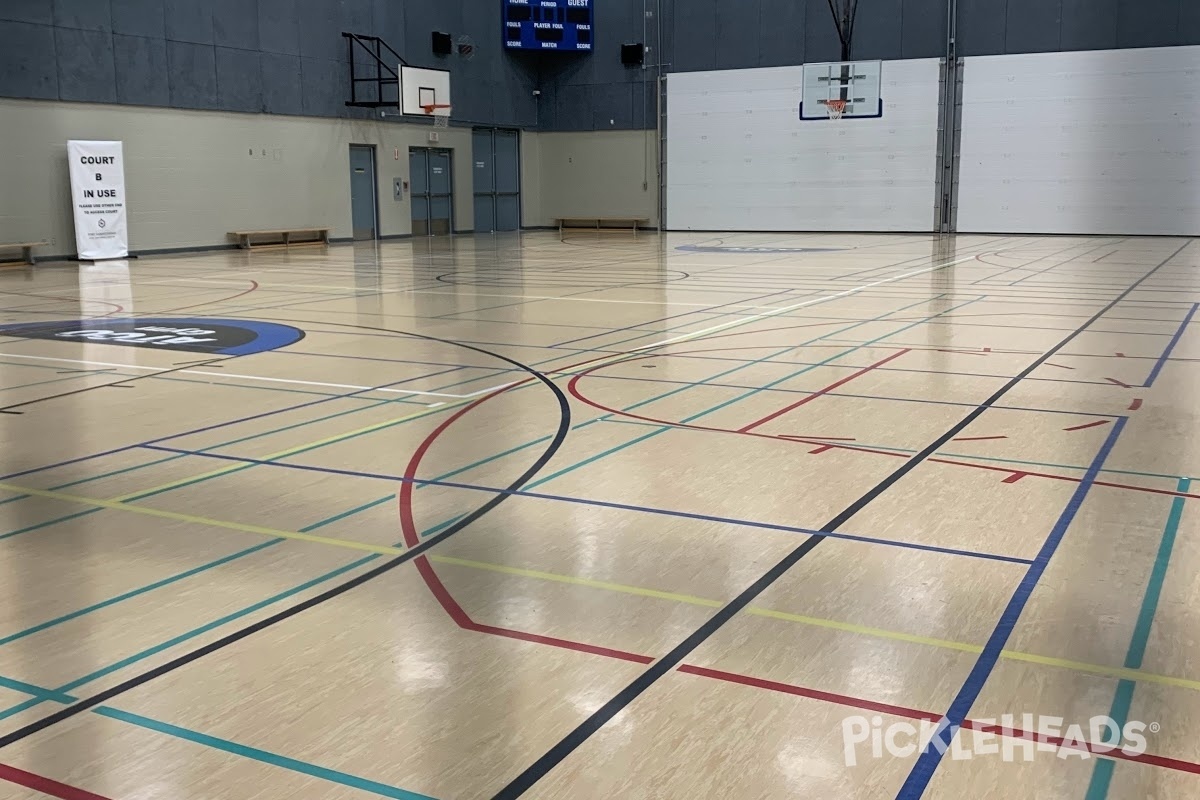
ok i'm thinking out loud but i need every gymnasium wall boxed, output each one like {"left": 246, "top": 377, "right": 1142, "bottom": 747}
{"left": 0, "top": 0, "right": 539, "bottom": 128}
{"left": 666, "top": 59, "right": 942, "bottom": 232}
{"left": 0, "top": 98, "right": 478, "bottom": 256}
{"left": 956, "top": 46, "right": 1200, "bottom": 235}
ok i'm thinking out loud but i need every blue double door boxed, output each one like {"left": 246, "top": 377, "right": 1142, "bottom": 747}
{"left": 472, "top": 129, "right": 520, "bottom": 232}
{"left": 409, "top": 148, "right": 454, "bottom": 236}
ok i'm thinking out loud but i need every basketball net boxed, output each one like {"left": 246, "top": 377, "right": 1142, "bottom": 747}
{"left": 825, "top": 98, "right": 847, "bottom": 120}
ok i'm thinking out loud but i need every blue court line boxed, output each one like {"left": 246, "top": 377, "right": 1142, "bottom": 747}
{"left": 92, "top": 708, "right": 438, "bottom": 799}
{"left": 895, "top": 417, "right": 1128, "bottom": 799}
{"left": 1142, "top": 302, "right": 1198, "bottom": 387}
{"left": 0, "top": 294, "right": 971, "bottom": 717}
{"left": 1084, "top": 477, "right": 1189, "bottom": 800}
{"left": 139, "top": 443, "right": 1033, "bottom": 566}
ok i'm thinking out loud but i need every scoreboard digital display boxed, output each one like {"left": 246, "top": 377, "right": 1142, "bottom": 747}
{"left": 504, "top": 0, "right": 593, "bottom": 51}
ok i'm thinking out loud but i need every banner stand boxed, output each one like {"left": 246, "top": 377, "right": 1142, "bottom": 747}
{"left": 67, "top": 140, "right": 130, "bottom": 261}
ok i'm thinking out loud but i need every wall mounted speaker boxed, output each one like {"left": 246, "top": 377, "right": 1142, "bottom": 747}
{"left": 621, "top": 43, "right": 645, "bottom": 66}
{"left": 432, "top": 31, "right": 453, "bottom": 55}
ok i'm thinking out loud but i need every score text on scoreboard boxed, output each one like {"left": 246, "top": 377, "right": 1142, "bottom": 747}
{"left": 504, "top": 0, "right": 593, "bottom": 52}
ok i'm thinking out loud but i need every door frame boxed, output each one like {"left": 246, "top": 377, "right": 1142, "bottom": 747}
{"left": 348, "top": 144, "right": 379, "bottom": 241}
{"left": 409, "top": 145, "right": 455, "bottom": 236}
{"left": 472, "top": 128, "right": 522, "bottom": 232}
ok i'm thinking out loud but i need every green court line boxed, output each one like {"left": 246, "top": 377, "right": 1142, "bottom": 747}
{"left": 92, "top": 708, "right": 438, "bottom": 799}
{"left": 1084, "top": 478, "right": 1189, "bottom": 799}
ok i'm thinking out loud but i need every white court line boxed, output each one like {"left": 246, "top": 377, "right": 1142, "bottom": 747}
{"left": 0, "top": 352, "right": 519, "bottom": 399}
{"left": 632, "top": 255, "right": 979, "bottom": 351}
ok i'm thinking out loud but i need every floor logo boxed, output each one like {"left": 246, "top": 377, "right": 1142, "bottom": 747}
{"left": 0, "top": 318, "right": 305, "bottom": 355}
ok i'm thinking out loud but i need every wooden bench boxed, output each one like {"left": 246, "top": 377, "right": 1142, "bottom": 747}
{"left": 557, "top": 217, "right": 651, "bottom": 240}
{"left": 229, "top": 227, "right": 331, "bottom": 251}
{"left": 0, "top": 241, "right": 47, "bottom": 267}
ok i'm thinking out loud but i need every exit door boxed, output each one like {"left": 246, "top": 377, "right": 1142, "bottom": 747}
{"left": 410, "top": 148, "right": 453, "bottom": 236}
{"left": 472, "top": 129, "right": 521, "bottom": 232}
{"left": 348, "top": 145, "right": 377, "bottom": 240}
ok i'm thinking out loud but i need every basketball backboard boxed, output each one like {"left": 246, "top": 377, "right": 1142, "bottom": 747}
{"left": 799, "top": 60, "right": 883, "bottom": 120}
{"left": 399, "top": 66, "right": 451, "bottom": 117}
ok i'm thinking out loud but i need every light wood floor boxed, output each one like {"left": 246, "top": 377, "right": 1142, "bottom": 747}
{"left": 0, "top": 231, "right": 1198, "bottom": 799}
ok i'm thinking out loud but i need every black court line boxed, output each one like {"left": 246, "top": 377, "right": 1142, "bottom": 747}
{"left": 488, "top": 240, "right": 1191, "bottom": 799}
{"left": 0, "top": 324, "right": 571, "bottom": 751}
{"left": 0, "top": 356, "right": 236, "bottom": 413}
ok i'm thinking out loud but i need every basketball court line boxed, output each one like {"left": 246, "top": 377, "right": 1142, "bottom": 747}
{"left": 490, "top": 244, "right": 1188, "bottom": 799}
{"left": 0, "top": 763, "right": 113, "bottom": 800}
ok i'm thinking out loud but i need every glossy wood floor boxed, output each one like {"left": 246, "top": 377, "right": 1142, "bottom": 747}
{"left": 0, "top": 231, "right": 1198, "bottom": 800}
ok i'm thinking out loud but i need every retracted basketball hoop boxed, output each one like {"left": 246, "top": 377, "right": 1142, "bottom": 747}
{"left": 823, "top": 98, "right": 847, "bottom": 120}
{"left": 422, "top": 103, "right": 451, "bottom": 128}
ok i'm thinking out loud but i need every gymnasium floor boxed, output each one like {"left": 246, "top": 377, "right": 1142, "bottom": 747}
{"left": 0, "top": 231, "right": 1197, "bottom": 799}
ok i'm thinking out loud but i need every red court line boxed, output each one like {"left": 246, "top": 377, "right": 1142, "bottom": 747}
{"left": 1063, "top": 419, "right": 1111, "bottom": 433}
{"left": 0, "top": 764, "right": 113, "bottom": 800}
{"left": 1129, "top": 398, "right": 1144, "bottom": 411}
{"left": 569, "top": 366, "right": 1200, "bottom": 502}
{"left": 1106, "top": 377, "right": 1133, "bottom": 388}
{"left": 935, "top": 349, "right": 987, "bottom": 356}
{"left": 737, "top": 349, "right": 912, "bottom": 433}
{"left": 953, "top": 435, "right": 1008, "bottom": 442}
{"left": 1044, "top": 362, "right": 1074, "bottom": 370}
{"left": 780, "top": 435, "right": 857, "bottom": 442}
{"left": 397, "top": 369, "right": 1200, "bottom": 779}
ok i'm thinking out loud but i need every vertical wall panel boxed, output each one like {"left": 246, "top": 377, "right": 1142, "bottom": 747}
{"left": 1060, "top": 0, "right": 1117, "bottom": 51}
{"left": 1006, "top": 0, "right": 1062, "bottom": 53}
{"left": 164, "top": 0, "right": 214, "bottom": 46}
{"left": 1117, "top": 0, "right": 1181, "bottom": 49}
{"left": 716, "top": 0, "right": 763, "bottom": 70}
{"left": 260, "top": 52, "right": 303, "bottom": 114}
{"left": 257, "top": 0, "right": 300, "bottom": 55}
{"left": 900, "top": 0, "right": 946, "bottom": 58}
{"left": 114, "top": 34, "right": 170, "bottom": 106}
{"left": 0, "top": 21, "right": 59, "bottom": 99}
{"left": 55, "top": 28, "right": 117, "bottom": 103}
{"left": 53, "top": 0, "right": 112, "bottom": 32}
{"left": 803, "top": 0, "right": 844, "bottom": 63}
{"left": 167, "top": 40, "right": 218, "bottom": 108}
{"left": 666, "top": 59, "right": 941, "bottom": 231}
{"left": 111, "top": 0, "right": 165, "bottom": 39}
{"left": 957, "top": 0, "right": 1006, "bottom": 56}
{"left": 0, "top": 1, "right": 54, "bottom": 25}
{"left": 758, "top": 0, "right": 805, "bottom": 66}
{"left": 216, "top": 47, "right": 263, "bottom": 112}
{"left": 852, "top": 0, "right": 905, "bottom": 61}
{"left": 672, "top": 0, "right": 718, "bottom": 72}
{"left": 213, "top": 0, "right": 261, "bottom": 51}
{"left": 957, "top": 46, "right": 1200, "bottom": 234}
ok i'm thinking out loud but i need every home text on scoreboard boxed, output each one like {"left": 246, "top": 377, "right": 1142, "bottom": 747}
{"left": 504, "top": 0, "right": 593, "bottom": 52}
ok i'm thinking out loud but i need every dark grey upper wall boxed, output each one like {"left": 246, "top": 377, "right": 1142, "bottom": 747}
{"left": 0, "top": 0, "right": 540, "bottom": 127}
{"left": 540, "top": 0, "right": 1200, "bottom": 131}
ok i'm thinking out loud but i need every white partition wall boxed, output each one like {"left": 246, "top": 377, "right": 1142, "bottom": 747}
{"left": 958, "top": 47, "right": 1200, "bottom": 235}
{"left": 666, "top": 59, "right": 941, "bottom": 232}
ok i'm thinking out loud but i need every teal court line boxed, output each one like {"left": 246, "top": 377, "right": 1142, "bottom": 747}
{"left": 0, "top": 293, "right": 950, "bottom": 712}
{"left": 0, "top": 288, "right": 981, "bottom": 787}
{"left": 1084, "top": 478, "right": 1190, "bottom": 800}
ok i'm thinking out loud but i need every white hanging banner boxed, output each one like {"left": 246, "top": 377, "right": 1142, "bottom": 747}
{"left": 67, "top": 140, "right": 129, "bottom": 260}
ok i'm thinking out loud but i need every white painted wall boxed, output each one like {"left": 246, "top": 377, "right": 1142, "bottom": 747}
{"left": 0, "top": 98, "right": 479, "bottom": 256}
{"left": 526, "top": 130, "right": 658, "bottom": 228}
{"left": 666, "top": 59, "right": 941, "bottom": 232}
{"left": 957, "top": 46, "right": 1200, "bottom": 235}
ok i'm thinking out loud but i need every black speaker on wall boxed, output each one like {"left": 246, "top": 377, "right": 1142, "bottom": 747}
{"left": 621, "top": 43, "right": 645, "bottom": 66}
{"left": 432, "top": 31, "right": 453, "bottom": 55}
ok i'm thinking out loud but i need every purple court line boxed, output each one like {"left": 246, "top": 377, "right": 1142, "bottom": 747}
{"left": 1142, "top": 302, "right": 1198, "bottom": 387}
{"left": 137, "top": 444, "right": 1033, "bottom": 566}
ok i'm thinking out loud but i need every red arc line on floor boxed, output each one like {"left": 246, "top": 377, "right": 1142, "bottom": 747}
{"left": 1129, "top": 398, "right": 1144, "bottom": 411}
{"left": 1045, "top": 362, "right": 1074, "bottom": 370}
{"left": 953, "top": 435, "right": 1008, "bottom": 442}
{"left": 0, "top": 764, "right": 114, "bottom": 800}
{"left": 1106, "top": 377, "right": 1133, "bottom": 388}
{"left": 737, "top": 349, "right": 911, "bottom": 433}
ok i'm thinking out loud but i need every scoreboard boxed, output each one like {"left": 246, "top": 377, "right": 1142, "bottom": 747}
{"left": 504, "top": 0, "right": 593, "bottom": 52}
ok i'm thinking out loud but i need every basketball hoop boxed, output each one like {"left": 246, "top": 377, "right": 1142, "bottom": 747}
{"left": 422, "top": 103, "right": 451, "bottom": 128}
{"left": 824, "top": 98, "right": 847, "bottom": 120}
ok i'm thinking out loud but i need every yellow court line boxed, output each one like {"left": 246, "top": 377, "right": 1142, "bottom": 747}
{"left": 0, "top": 482, "right": 405, "bottom": 557}
{"left": 429, "top": 553, "right": 1200, "bottom": 693}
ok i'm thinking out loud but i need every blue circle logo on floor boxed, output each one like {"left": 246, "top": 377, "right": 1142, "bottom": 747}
{"left": 0, "top": 318, "right": 305, "bottom": 355}
{"left": 675, "top": 245, "right": 845, "bottom": 254}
